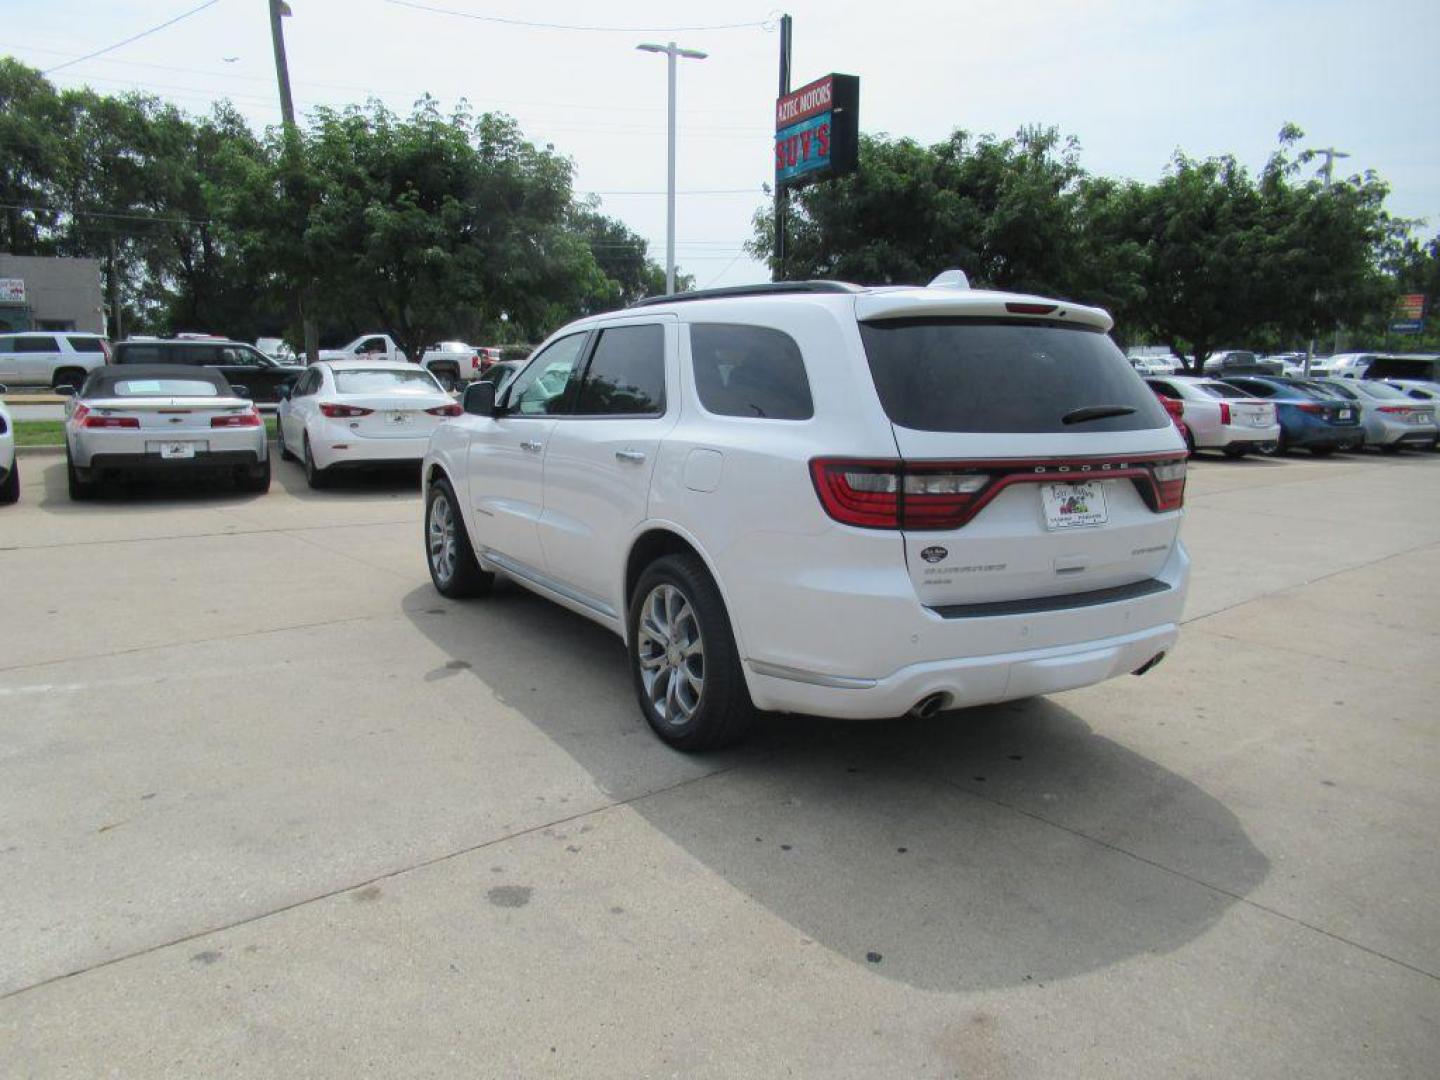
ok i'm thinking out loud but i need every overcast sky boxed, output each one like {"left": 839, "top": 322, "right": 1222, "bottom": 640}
{"left": 7, "top": 0, "right": 1439, "bottom": 290}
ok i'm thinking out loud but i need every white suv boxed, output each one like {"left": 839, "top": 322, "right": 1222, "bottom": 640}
{"left": 0, "top": 331, "right": 110, "bottom": 390}
{"left": 422, "top": 278, "right": 1190, "bottom": 750}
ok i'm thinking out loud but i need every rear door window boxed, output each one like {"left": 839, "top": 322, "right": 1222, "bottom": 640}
{"left": 690, "top": 323, "right": 813, "bottom": 420}
{"left": 574, "top": 324, "right": 665, "bottom": 416}
{"left": 859, "top": 318, "right": 1167, "bottom": 433}
{"left": 15, "top": 336, "right": 59, "bottom": 353}
{"left": 66, "top": 336, "right": 106, "bottom": 353}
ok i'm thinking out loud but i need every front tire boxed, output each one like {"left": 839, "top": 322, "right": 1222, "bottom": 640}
{"left": 0, "top": 462, "right": 18, "bottom": 504}
{"left": 628, "top": 554, "right": 754, "bottom": 752}
{"left": 425, "top": 477, "right": 492, "bottom": 598}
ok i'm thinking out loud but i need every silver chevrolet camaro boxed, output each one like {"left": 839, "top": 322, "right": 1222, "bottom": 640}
{"left": 65, "top": 364, "right": 270, "bottom": 499}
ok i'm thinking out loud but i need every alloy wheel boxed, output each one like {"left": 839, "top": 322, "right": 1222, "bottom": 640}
{"left": 428, "top": 492, "right": 457, "bottom": 584}
{"left": 635, "top": 583, "right": 705, "bottom": 726}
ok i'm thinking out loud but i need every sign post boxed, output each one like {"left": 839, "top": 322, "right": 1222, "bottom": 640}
{"left": 774, "top": 73, "right": 859, "bottom": 190}
{"left": 773, "top": 14, "right": 792, "bottom": 282}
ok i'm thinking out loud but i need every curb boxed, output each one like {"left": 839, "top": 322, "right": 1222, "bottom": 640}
{"left": 2, "top": 395, "right": 68, "bottom": 405}
{"left": 16, "top": 445, "right": 65, "bottom": 457}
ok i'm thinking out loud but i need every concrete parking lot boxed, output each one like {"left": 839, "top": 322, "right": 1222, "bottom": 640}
{"left": 1, "top": 448, "right": 1437, "bottom": 1078}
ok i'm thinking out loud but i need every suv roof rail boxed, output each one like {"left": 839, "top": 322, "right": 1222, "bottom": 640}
{"left": 630, "top": 280, "right": 862, "bottom": 308}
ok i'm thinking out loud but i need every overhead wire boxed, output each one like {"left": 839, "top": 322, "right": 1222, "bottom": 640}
{"left": 381, "top": 0, "right": 772, "bottom": 34}
{"left": 40, "top": 0, "right": 225, "bottom": 76}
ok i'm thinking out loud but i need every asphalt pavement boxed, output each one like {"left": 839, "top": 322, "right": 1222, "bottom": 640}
{"left": 1, "top": 448, "right": 1437, "bottom": 1078}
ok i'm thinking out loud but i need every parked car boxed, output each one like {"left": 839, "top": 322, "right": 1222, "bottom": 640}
{"left": 1220, "top": 375, "right": 1364, "bottom": 455}
{"left": 1203, "top": 350, "right": 1281, "bottom": 376}
{"left": 1155, "top": 393, "right": 1191, "bottom": 445}
{"left": 255, "top": 337, "right": 301, "bottom": 366}
{"left": 1361, "top": 354, "right": 1440, "bottom": 383}
{"left": 0, "top": 331, "right": 110, "bottom": 391}
{"left": 317, "top": 334, "right": 409, "bottom": 365}
{"left": 419, "top": 341, "right": 487, "bottom": 390}
{"left": 64, "top": 365, "right": 269, "bottom": 499}
{"left": 0, "top": 389, "right": 17, "bottom": 504}
{"left": 111, "top": 337, "right": 301, "bottom": 408}
{"left": 421, "top": 276, "right": 1189, "bottom": 751}
{"left": 1309, "top": 378, "right": 1438, "bottom": 453}
{"left": 1376, "top": 380, "right": 1440, "bottom": 449}
{"left": 1144, "top": 376, "right": 1280, "bottom": 456}
{"left": 275, "top": 361, "right": 459, "bottom": 488}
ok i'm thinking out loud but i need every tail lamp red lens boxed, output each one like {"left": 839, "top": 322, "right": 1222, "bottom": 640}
{"left": 1218, "top": 402, "right": 1231, "bottom": 425}
{"left": 1160, "top": 396, "right": 1184, "bottom": 422}
{"left": 472, "top": 354, "right": 482, "bottom": 369}
{"left": 1377, "top": 406, "right": 1410, "bottom": 415}
{"left": 319, "top": 402, "right": 374, "bottom": 418}
{"left": 426, "top": 404, "right": 462, "bottom": 417}
{"left": 1296, "top": 402, "right": 1324, "bottom": 415}
{"left": 211, "top": 409, "right": 261, "bottom": 428}
{"left": 811, "top": 455, "right": 1187, "bottom": 530}
{"left": 76, "top": 404, "right": 139, "bottom": 429}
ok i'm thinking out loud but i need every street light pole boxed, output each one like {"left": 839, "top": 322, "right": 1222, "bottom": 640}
{"left": 1304, "top": 146, "right": 1351, "bottom": 375}
{"left": 637, "top": 41, "right": 707, "bottom": 295}
{"left": 268, "top": 0, "right": 318, "bottom": 364}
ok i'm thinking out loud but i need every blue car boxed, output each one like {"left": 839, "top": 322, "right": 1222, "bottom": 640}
{"left": 1220, "top": 376, "right": 1364, "bottom": 456}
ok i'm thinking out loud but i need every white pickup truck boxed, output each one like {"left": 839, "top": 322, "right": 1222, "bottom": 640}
{"left": 317, "top": 334, "right": 409, "bottom": 366}
{"left": 316, "top": 334, "right": 470, "bottom": 390}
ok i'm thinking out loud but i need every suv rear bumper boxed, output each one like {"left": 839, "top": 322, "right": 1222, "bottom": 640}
{"left": 745, "top": 621, "right": 1177, "bottom": 719}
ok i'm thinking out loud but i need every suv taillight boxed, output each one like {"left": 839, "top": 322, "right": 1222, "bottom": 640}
{"left": 810, "top": 455, "right": 1187, "bottom": 530}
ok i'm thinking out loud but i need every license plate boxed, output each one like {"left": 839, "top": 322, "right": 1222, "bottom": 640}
{"left": 387, "top": 411, "right": 412, "bottom": 425}
{"left": 1249, "top": 413, "right": 1269, "bottom": 427}
{"left": 159, "top": 442, "right": 196, "bottom": 459}
{"left": 1337, "top": 408, "right": 1353, "bottom": 421}
{"left": 1041, "top": 482, "right": 1108, "bottom": 530}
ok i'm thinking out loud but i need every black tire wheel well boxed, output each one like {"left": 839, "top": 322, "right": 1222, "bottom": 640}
{"left": 626, "top": 529, "right": 705, "bottom": 612}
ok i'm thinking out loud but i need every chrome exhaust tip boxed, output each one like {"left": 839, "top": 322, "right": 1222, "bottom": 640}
{"left": 908, "top": 692, "right": 949, "bottom": 720}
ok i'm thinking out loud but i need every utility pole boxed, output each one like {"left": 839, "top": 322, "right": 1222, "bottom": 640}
{"left": 773, "top": 14, "right": 792, "bottom": 282}
{"left": 106, "top": 236, "right": 122, "bottom": 340}
{"left": 637, "top": 41, "right": 708, "bottom": 295}
{"left": 1304, "top": 146, "right": 1350, "bottom": 376}
{"left": 268, "top": 0, "right": 318, "bottom": 363}
{"left": 1313, "top": 146, "right": 1351, "bottom": 187}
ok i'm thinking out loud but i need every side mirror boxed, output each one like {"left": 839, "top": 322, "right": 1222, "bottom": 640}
{"left": 462, "top": 381, "right": 498, "bottom": 417}
{"left": 229, "top": 384, "right": 252, "bottom": 399}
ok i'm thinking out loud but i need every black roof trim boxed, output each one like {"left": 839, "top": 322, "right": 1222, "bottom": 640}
{"left": 630, "top": 280, "right": 862, "bottom": 308}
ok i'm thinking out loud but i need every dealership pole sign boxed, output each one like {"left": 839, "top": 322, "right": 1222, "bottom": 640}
{"left": 1390, "top": 292, "right": 1426, "bottom": 334}
{"left": 774, "top": 73, "right": 859, "bottom": 189}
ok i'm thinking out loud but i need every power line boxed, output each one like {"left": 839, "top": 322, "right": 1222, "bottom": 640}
{"left": 382, "top": 0, "right": 771, "bottom": 33}
{"left": 41, "top": 0, "right": 225, "bottom": 76}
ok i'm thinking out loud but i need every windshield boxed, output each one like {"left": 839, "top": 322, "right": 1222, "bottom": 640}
{"left": 334, "top": 369, "right": 441, "bottom": 394}
{"left": 859, "top": 318, "right": 1168, "bottom": 433}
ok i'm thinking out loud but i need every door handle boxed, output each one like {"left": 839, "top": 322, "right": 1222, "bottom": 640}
{"left": 615, "top": 449, "right": 647, "bottom": 463}
{"left": 520, "top": 440, "right": 543, "bottom": 452}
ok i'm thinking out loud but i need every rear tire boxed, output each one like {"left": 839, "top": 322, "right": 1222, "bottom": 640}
{"left": 52, "top": 367, "right": 86, "bottom": 393}
{"left": 303, "top": 434, "right": 330, "bottom": 489}
{"left": 241, "top": 457, "right": 271, "bottom": 493}
{"left": 0, "top": 462, "right": 18, "bottom": 504}
{"left": 1222, "top": 445, "right": 1248, "bottom": 459}
{"left": 431, "top": 368, "right": 457, "bottom": 392}
{"left": 425, "top": 478, "right": 492, "bottom": 598}
{"left": 1310, "top": 446, "right": 1334, "bottom": 458}
{"left": 1380, "top": 442, "right": 1402, "bottom": 455}
{"left": 628, "top": 553, "right": 754, "bottom": 752}
{"left": 66, "top": 448, "right": 96, "bottom": 501}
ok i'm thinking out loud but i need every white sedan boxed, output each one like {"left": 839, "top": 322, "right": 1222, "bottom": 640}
{"left": 1145, "top": 375, "right": 1280, "bottom": 456}
{"left": 275, "top": 361, "right": 460, "bottom": 488}
{"left": 0, "top": 389, "right": 17, "bottom": 504}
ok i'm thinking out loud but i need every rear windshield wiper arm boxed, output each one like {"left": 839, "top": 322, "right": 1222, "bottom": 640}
{"left": 1062, "top": 405, "right": 1137, "bottom": 425}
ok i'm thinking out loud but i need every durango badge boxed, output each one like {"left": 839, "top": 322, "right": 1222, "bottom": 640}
{"left": 921, "top": 546, "right": 949, "bottom": 564}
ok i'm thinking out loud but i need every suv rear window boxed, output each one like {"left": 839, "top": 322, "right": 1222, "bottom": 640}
{"left": 690, "top": 323, "right": 813, "bottom": 420}
{"left": 66, "top": 336, "right": 106, "bottom": 353}
{"left": 859, "top": 318, "right": 1167, "bottom": 433}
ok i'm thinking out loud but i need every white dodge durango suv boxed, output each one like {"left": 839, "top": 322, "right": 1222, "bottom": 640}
{"left": 422, "top": 277, "right": 1190, "bottom": 750}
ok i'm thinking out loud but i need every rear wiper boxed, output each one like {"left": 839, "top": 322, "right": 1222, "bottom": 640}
{"left": 1062, "top": 405, "right": 1137, "bottom": 425}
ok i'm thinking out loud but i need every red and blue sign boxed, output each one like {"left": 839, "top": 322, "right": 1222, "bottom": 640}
{"left": 774, "top": 73, "right": 858, "bottom": 190}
